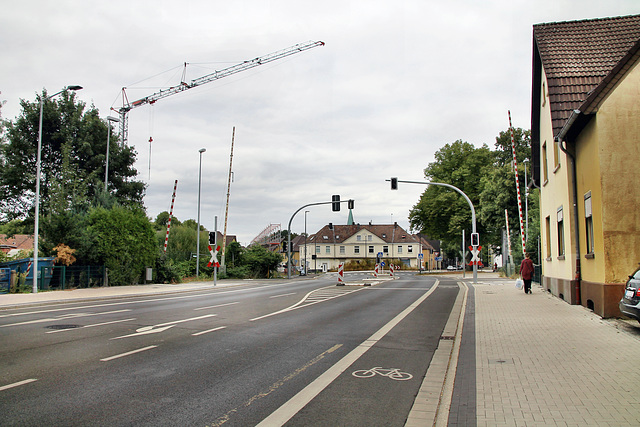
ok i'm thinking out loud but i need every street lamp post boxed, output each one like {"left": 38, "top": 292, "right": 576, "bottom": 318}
{"left": 104, "top": 116, "right": 120, "bottom": 192}
{"left": 33, "top": 85, "right": 82, "bottom": 293}
{"left": 304, "top": 210, "right": 309, "bottom": 275}
{"left": 196, "top": 148, "right": 206, "bottom": 277}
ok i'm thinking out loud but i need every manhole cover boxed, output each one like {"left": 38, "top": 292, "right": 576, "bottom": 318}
{"left": 440, "top": 336, "right": 455, "bottom": 340}
{"left": 46, "top": 324, "right": 80, "bottom": 330}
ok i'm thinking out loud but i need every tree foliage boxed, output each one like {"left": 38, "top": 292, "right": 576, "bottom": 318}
{"left": 0, "top": 90, "right": 145, "bottom": 221}
{"left": 409, "top": 129, "right": 537, "bottom": 259}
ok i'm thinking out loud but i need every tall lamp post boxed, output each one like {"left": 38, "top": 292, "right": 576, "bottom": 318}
{"left": 304, "top": 210, "right": 309, "bottom": 275}
{"left": 196, "top": 148, "right": 206, "bottom": 277}
{"left": 104, "top": 116, "right": 120, "bottom": 192}
{"left": 33, "top": 85, "right": 82, "bottom": 293}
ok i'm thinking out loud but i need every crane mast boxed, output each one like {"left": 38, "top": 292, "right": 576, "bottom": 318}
{"left": 116, "top": 40, "right": 325, "bottom": 144}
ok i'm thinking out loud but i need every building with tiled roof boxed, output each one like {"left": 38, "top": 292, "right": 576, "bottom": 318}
{"left": 0, "top": 234, "right": 34, "bottom": 257}
{"left": 300, "top": 223, "right": 427, "bottom": 272}
{"left": 531, "top": 14, "right": 640, "bottom": 317}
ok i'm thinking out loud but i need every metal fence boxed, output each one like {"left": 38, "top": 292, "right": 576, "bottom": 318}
{"left": 48, "top": 266, "right": 106, "bottom": 289}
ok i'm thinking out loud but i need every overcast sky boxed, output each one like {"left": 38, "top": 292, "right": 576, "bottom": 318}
{"left": 2, "top": 1, "right": 639, "bottom": 245}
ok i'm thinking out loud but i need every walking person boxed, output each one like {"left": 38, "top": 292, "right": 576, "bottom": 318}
{"left": 519, "top": 252, "right": 535, "bottom": 294}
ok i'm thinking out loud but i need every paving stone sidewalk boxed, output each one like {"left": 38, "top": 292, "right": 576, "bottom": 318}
{"left": 474, "top": 279, "right": 640, "bottom": 427}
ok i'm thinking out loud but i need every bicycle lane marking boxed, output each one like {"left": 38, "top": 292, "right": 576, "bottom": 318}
{"left": 255, "top": 280, "right": 440, "bottom": 427}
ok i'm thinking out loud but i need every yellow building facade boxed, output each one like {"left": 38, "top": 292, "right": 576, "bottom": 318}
{"left": 532, "top": 15, "right": 640, "bottom": 317}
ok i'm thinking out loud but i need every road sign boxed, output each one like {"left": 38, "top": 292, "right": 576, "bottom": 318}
{"left": 418, "top": 253, "right": 424, "bottom": 259}
{"left": 468, "top": 245, "right": 482, "bottom": 266}
{"left": 208, "top": 245, "right": 220, "bottom": 268}
{"left": 435, "top": 257, "right": 442, "bottom": 261}
{"left": 377, "top": 252, "right": 383, "bottom": 257}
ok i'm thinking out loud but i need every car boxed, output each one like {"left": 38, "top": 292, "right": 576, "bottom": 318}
{"left": 446, "top": 265, "right": 456, "bottom": 270}
{"left": 619, "top": 267, "right": 640, "bottom": 322}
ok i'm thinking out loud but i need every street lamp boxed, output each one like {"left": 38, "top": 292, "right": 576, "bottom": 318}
{"left": 104, "top": 116, "right": 120, "bottom": 192}
{"left": 304, "top": 210, "right": 309, "bottom": 275}
{"left": 196, "top": 148, "right": 206, "bottom": 277}
{"left": 33, "top": 85, "right": 82, "bottom": 293}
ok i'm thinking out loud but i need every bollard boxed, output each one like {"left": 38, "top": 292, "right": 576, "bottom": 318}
{"left": 337, "top": 262, "right": 344, "bottom": 286}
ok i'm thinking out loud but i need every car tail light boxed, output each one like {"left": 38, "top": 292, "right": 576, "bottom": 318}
{"left": 636, "top": 289, "right": 640, "bottom": 298}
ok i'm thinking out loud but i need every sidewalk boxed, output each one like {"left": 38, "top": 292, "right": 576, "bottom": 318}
{"left": 473, "top": 277, "right": 640, "bottom": 426}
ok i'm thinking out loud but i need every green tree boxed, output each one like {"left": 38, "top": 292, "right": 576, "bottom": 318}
{"left": 242, "top": 245, "right": 282, "bottom": 278}
{"left": 409, "top": 140, "right": 493, "bottom": 256}
{"left": 84, "top": 205, "right": 157, "bottom": 286}
{"left": 0, "top": 90, "right": 145, "bottom": 221}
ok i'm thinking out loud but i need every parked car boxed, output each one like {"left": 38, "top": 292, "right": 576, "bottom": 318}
{"left": 619, "top": 267, "right": 640, "bottom": 322}
{"left": 446, "top": 265, "right": 456, "bottom": 270}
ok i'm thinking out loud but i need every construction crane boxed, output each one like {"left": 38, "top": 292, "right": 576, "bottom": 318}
{"left": 115, "top": 40, "right": 325, "bottom": 144}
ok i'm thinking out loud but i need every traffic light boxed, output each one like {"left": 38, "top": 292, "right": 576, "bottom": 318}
{"left": 348, "top": 199, "right": 354, "bottom": 209}
{"left": 332, "top": 195, "right": 340, "bottom": 211}
{"left": 390, "top": 177, "right": 398, "bottom": 190}
{"left": 471, "top": 232, "right": 480, "bottom": 247}
{"left": 209, "top": 232, "right": 216, "bottom": 245}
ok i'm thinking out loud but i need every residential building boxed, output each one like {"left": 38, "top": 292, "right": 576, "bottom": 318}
{"left": 0, "top": 234, "right": 34, "bottom": 257}
{"left": 531, "top": 15, "right": 640, "bottom": 317}
{"left": 300, "top": 223, "right": 423, "bottom": 271}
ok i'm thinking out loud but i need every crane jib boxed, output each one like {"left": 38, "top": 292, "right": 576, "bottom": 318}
{"left": 117, "top": 40, "right": 324, "bottom": 145}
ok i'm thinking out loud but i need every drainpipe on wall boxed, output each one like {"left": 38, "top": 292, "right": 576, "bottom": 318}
{"left": 556, "top": 109, "right": 582, "bottom": 304}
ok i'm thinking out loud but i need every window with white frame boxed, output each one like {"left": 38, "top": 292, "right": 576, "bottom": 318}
{"left": 398, "top": 246, "right": 403, "bottom": 254}
{"left": 368, "top": 245, "right": 374, "bottom": 254}
{"left": 585, "top": 192, "right": 594, "bottom": 255}
{"left": 339, "top": 246, "right": 345, "bottom": 255}
{"left": 325, "top": 246, "right": 331, "bottom": 254}
{"left": 315, "top": 245, "right": 320, "bottom": 254}
{"left": 557, "top": 207, "right": 565, "bottom": 257}
{"left": 354, "top": 246, "right": 360, "bottom": 254}
{"left": 383, "top": 245, "right": 389, "bottom": 254}
{"left": 407, "top": 245, "right": 413, "bottom": 253}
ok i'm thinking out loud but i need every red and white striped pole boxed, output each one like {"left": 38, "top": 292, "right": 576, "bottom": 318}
{"left": 337, "top": 262, "right": 344, "bottom": 285}
{"left": 374, "top": 263, "right": 379, "bottom": 278}
{"left": 389, "top": 264, "right": 394, "bottom": 278}
{"left": 163, "top": 180, "right": 178, "bottom": 253}
{"left": 508, "top": 111, "right": 527, "bottom": 256}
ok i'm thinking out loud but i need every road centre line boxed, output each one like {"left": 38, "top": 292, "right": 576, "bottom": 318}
{"left": 0, "top": 378, "right": 38, "bottom": 392}
{"left": 0, "top": 309, "right": 132, "bottom": 328}
{"left": 194, "top": 302, "right": 239, "bottom": 311}
{"left": 46, "top": 318, "right": 137, "bottom": 334}
{"left": 100, "top": 345, "right": 158, "bottom": 362}
{"left": 0, "top": 282, "right": 297, "bottom": 318}
{"left": 256, "top": 280, "right": 441, "bottom": 427}
{"left": 192, "top": 326, "right": 227, "bottom": 336}
{"left": 270, "top": 292, "right": 297, "bottom": 299}
{"left": 210, "top": 344, "right": 342, "bottom": 427}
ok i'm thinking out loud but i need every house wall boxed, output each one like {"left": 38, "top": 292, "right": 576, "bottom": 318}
{"left": 538, "top": 68, "right": 578, "bottom": 302}
{"left": 575, "top": 59, "right": 640, "bottom": 317}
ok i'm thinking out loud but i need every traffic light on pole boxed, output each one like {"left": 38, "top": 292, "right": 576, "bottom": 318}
{"left": 348, "top": 199, "right": 354, "bottom": 210}
{"left": 390, "top": 177, "right": 398, "bottom": 190}
{"left": 332, "top": 195, "right": 340, "bottom": 211}
{"left": 471, "top": 232, "right": 480, "bottom": 247}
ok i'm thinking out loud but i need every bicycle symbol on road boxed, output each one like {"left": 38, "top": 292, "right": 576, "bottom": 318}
{"left": 352, "top": 367, "right": 413, "bottom": 381}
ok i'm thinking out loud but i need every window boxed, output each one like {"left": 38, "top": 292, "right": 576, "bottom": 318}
{"left": 542, "top": 142, "right": 549, "bottom": 184}
{"left": 368, "top": 245, "right": 374, "bottom": 254}
{"left": 557, "top": 207, "right": 565, "bottom": 257}
{"left": 408, "top": 245, "right": 413, "bottom": 253}
{"left": 398, "top": 246, "right": 403, "bottom": 254}
{"left": 357, "top": 235, "right": 362, "bottom": 241}
{"left": 383, "top": 245, "right": 389, "bottom": 254}
{"left": 315, "top": 245, "right": 320, "bottom": 254}
{"left": 325, "top": 246, "right": 331, "bottom": 254}
{"left": 585, "top": 192, "right": 594, "bottom": 255}
{"left": 354, "top": 246, "right": 360, "bottom": 254}
{"left": 368, "top": 235, "right": 373, "bottom": 241}
{"left": 553, "top": 140, "right": 560, "bottom": 169}
{"left": 339, "top": 246, "right": 345, "bottom": 255}
{"left": 545, "top": 216, "right": 551, "bottom": 258}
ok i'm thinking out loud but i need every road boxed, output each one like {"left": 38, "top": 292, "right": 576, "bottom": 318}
{"left": 0, "top": 272, "right": 462, "bottom": 426}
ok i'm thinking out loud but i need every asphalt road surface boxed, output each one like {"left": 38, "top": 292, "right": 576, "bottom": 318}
{"left": 0, "top": 273, "right": 461, "bottom": 426}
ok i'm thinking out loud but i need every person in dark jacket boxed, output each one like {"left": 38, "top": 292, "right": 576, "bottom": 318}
{"left": 519, "top": 252, "right": 535, "bottom": 294}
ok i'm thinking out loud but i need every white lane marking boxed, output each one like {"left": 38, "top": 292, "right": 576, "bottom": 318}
{"left": 100, "top": 345, "right": 158, "bottom": 362}
{"left": 256, "top": 280, "right": 440, "bottom": 427}
{"left": 0, "top": 309, "right": 132, "bottom": 328}
{"left": 0, "top": 282, "right": 296, "bottom": 318}
{"left": 269, "top": 292, "right": 296, "bottom": 299}
{"left": 112, "top": 314, "right": 216, "bottom": 339}
{"left": 46, "top": 318, "right": 137, "bottom": 334}
{"left": 210, "top": 344, "right": 342, "bottom": 427}
{"left": 0, "top": 378, "right": 38, "bottom": 392}
{"left": 194, "top": 302, "right": 239, "bottom": 311}
{"left": 192, "top": 326, "right": 227, "bottom": 336}
{"left": 250, "top": 287, "right": 363, "bottom": 322}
